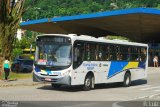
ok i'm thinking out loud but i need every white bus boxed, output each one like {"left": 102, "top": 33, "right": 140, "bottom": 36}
{"left": 33, "top": 34, "right": 148, "bottom": 90}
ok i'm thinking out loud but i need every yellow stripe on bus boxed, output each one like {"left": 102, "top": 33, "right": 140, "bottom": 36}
{"left": 123, "top": 62, "right": 139, "bottom": 70}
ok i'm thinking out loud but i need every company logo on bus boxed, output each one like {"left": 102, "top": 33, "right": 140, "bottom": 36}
{"left": 83, "top": 63, "right": 98, "bottom": 71}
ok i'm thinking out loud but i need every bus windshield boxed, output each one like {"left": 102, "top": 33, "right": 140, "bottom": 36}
{"left": 35, "top": 43, "right": 72, "bottom": 69}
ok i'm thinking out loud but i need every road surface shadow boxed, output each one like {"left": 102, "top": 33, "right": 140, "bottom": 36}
{"left": 37, "top": 79, "right": 147, "bottom": 92}
{"left": 37, "top": 85, "right": 83, "bottom": 92}
{"left": 131, "top": 79, "right": 147, "bottom": 86}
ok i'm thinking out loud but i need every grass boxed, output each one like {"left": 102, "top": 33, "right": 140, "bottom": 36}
{"left": 1, "top": 72, "right": 32, "bottom": 80}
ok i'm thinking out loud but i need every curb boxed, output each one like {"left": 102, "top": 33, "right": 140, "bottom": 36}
{"left": 0, "top": 79, "right": 46, "bottom": 87}
{"left": 0, "top": 83, "right": 41, "bottom": 87}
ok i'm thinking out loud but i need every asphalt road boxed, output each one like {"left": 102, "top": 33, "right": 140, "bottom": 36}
{"left": 0, "top": 67, "right": 160, "bottom": 107}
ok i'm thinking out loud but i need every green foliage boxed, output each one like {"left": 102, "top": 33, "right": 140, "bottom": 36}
{"left": 14, "top": 36, "right": 32, "bottom": 49}
{"left": 106, "top": 35, "right": 130, "bottom": 41}
{"left": 20, "top": 37, "right": 31, "bottom": 49}
{"left": 1, "top": 72, "right": 32, "bottom": 79}
{"left": 12, "top": 36, "right": 35, "bottom": 60}
{"left": 12, "top": 48, "right": 23, "bottom": 60}
{"left": 23, "top": 0, "right": 160, "bottom": 20}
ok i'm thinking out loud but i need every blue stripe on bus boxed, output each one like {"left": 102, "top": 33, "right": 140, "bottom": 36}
{"left": 107, "top": 61, "right": 146, "bottom": 79}
{"left": 108, "top": 61, "right": 128, "bottom": 78}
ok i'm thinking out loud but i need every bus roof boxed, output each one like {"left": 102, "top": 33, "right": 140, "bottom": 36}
{"left": 37, "top": 34, "right": 148, "bottom": 47}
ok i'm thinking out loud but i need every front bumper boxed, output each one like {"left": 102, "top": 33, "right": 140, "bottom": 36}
{"left": 33, "top": 72, "right": 71, "bottom": 85}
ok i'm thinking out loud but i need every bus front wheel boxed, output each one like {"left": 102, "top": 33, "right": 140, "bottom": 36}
{"left": 123, "top": 73, "right": 131, "bottom": 87}
{"left": 83, "top": 76, "right": 92, "bottom": 91}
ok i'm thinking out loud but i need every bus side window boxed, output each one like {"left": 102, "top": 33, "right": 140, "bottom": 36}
{"left": 110, "top": 45, "right": 116, "bottom": 60}
{"left": 85, "top": 43, "right": 91, "bottom": 61}
{"left": 95, "top": 44, "right": 103, "bottom": 61}
{"left": 132, "top": 47, "right": 140, "bottom": 61}
{"left": 73, "top": 42, "right": 84, "bottom": 69}
{"left": 95, "top": 44, "right": 99, "bottom": 61}
{"left": 120, "top": 46, "right": 126, "bottom": 60}
{"left": 127, "top": 47, "right": 131, "bottom": 61}
{"left": 116, "top": 45, "right": 122, "bottom": 61}
{"left": 141, "top": 47, "right": 147, "bottom": 61}
{"left": 105, "top": 45, "right": 110, "bottom": 61}
{"left": 137, "top": 48, "right": 141, "bottom": 61}
{"left": 99, "top": 44, "right": 104, "bottom": 61}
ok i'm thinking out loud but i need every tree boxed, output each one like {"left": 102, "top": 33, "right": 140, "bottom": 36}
{"left": 23, "top": 0, "right": 160, "bottom": 21}
{"left": 0, "top": 0, "right": 25, "bottom": 59}
{"left": 106, "top": 35, "right": 130, "bottom": 41}
{"left": 12, "top": 35, "right": 35, "bottom": 60}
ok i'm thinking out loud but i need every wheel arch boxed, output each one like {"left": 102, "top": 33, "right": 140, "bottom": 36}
{"left": 85, "top": 71, "right": 95, "bottom": 80}
{"left": 123, "top": 69, "right": 132, "bottom": 87}
{"left": 83, "top": 71, "right": 95, "bottom": 90}
{"left": 84, "top": 71, "right": 95, "bottom": 85}
{"left": 125, "top": 70, "right": 131, "bottom": 76}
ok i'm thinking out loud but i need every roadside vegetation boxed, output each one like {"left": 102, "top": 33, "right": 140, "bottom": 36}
{"left": 1, "top": 71, "right": 32, "bottom": 80}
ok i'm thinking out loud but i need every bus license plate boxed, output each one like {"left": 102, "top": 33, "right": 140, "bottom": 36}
{"left": 45, "top": 78, "right": 51, "bottom": 81}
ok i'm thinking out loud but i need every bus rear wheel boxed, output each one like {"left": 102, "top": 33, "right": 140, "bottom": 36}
{"left": 83, "top": 75, "right": 93, "bottom": 91}
{"left": 123, "top": 73, "right": 131, "bottom": 87}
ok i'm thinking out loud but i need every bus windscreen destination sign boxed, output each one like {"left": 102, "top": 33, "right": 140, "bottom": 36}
{"left": 37, "top": 36, "right": 71, "bottom": 43}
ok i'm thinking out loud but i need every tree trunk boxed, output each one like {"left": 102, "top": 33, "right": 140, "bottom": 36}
{"left": 0, "top": 0, "right": 25, "bottom": 60}
{"left": 1, "top": 21, "right": 15, "bottom": 60}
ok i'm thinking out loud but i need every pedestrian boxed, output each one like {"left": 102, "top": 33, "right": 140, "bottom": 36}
{"left": 3, "top": 57, "right": 11, "bottom": 81}
{"left": 153, "top": 55, "right": 158, "bottom": 67}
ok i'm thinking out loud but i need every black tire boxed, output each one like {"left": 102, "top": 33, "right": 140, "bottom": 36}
{"left": 123, "top": 73, "right": 131, "bottom": 87}
{"left": 83, "top": 75, "right": 92, "bottom": 91}
{"left": 91, "top": 76, "right": 95, "bottom": 89}
{"left": 51, "top": 84, "right": 61, "bottom": 89}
